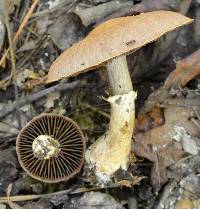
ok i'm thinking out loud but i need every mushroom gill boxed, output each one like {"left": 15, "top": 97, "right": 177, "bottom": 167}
{"left": 16, "top": 114, "right": 85, "bottom": 183}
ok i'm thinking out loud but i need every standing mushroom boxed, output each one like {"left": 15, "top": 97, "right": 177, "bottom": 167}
{"left": 47, "top": 11, "right": 193, "bottom": 183}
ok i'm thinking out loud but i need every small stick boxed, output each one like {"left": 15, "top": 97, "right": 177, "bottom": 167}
{"left": 0, "top": 80, "right": 81, "bottom": 119}
{"left": 0, "top": 189, "right": 72, "bottom": 203}
{"left": 13, "top": 0, "right": 40, "bottom": 42}
{"left": 0, "top": 0, "right": 40, "bottom": 67}
{"left": 0, "top": 184, "right": 126, "bottom": 203}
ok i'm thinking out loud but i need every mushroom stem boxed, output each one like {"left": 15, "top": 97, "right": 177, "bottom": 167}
{"left": 107, "top": 55, "right": 133, "bottom": 95}
{"left": 32, "top": 135, "right": 60, "bottom": 160}
{"left": 86, "top": 55, "right": 137, "bottom": 182}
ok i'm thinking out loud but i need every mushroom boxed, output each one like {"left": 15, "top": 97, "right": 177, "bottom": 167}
{"left": 16, "top": 114, "right": 85, "bottom": 183}
{"left": 47, "top": 11, "right": 193, "bottom": 182}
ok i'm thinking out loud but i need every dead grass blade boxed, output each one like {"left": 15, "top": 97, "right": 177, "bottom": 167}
{"left": 0, "top": 0, "right": 40, "bottom": 68}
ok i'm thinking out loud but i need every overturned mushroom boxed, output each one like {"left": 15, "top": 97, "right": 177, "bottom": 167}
{"left": 16, "top": 114, "right": 85, "bottom": 183}
{"left": 47, "top": 11, "right": 193, "bottom": 183}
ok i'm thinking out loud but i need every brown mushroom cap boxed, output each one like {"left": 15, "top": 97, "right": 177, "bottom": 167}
{"left": 47, "top": 11, "right": 193, "bottom": 83}
{"left": 16, "top": 114, "right": 85, "bottom": 183}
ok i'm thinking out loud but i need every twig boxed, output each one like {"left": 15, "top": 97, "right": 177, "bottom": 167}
{"left": 13, "top": 0, "right": 40, "bottom": 42}
{"left": 0, "top": 189, "right": 72, "bottom": 203}
{"left": 0, "top": 184, "right": 126, "bottom": 203}
{"left": 6, "top": 184, "right": 21, "bottom": 209}
{"left": 12, "top": 16, "right": 38, "bottom": 38}
{"left": 0, "top": 187, "right": 101, "bottom": 203}
{"left": 0, "top": 80, "right": 82, "bottom": 119}
{"left": 0, "top": 0, "right": 40, "bottom": 67}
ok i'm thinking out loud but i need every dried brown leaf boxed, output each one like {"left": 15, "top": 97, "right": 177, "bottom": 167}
{"left": 134, "top": 105, "right": 200, "bottom": 188}
{"left": 48, "top": 13, "right": 85, "bottom": 50}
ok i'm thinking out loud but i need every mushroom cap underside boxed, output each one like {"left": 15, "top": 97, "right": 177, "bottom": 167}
{"left": 16, "top": 114, "right": 85, "bottom": 183}
{"left": 47, "top": 11, "right": 193, "bottom": 83}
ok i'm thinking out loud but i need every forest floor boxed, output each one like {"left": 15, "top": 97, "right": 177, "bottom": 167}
{"left": 0, "top": 0, "right": 199, "bottom": 209}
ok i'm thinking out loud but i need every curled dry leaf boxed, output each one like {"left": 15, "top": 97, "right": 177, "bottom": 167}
{"left": 164, "top": 48, "right": 200, "bottom": 89}
{"left": 48, "top": 13, "right": 86, "bottom": 50}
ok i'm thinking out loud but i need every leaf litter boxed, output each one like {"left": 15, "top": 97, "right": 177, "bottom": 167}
{"left": 0, "top": 0, "right": 199, "bottom": 209}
